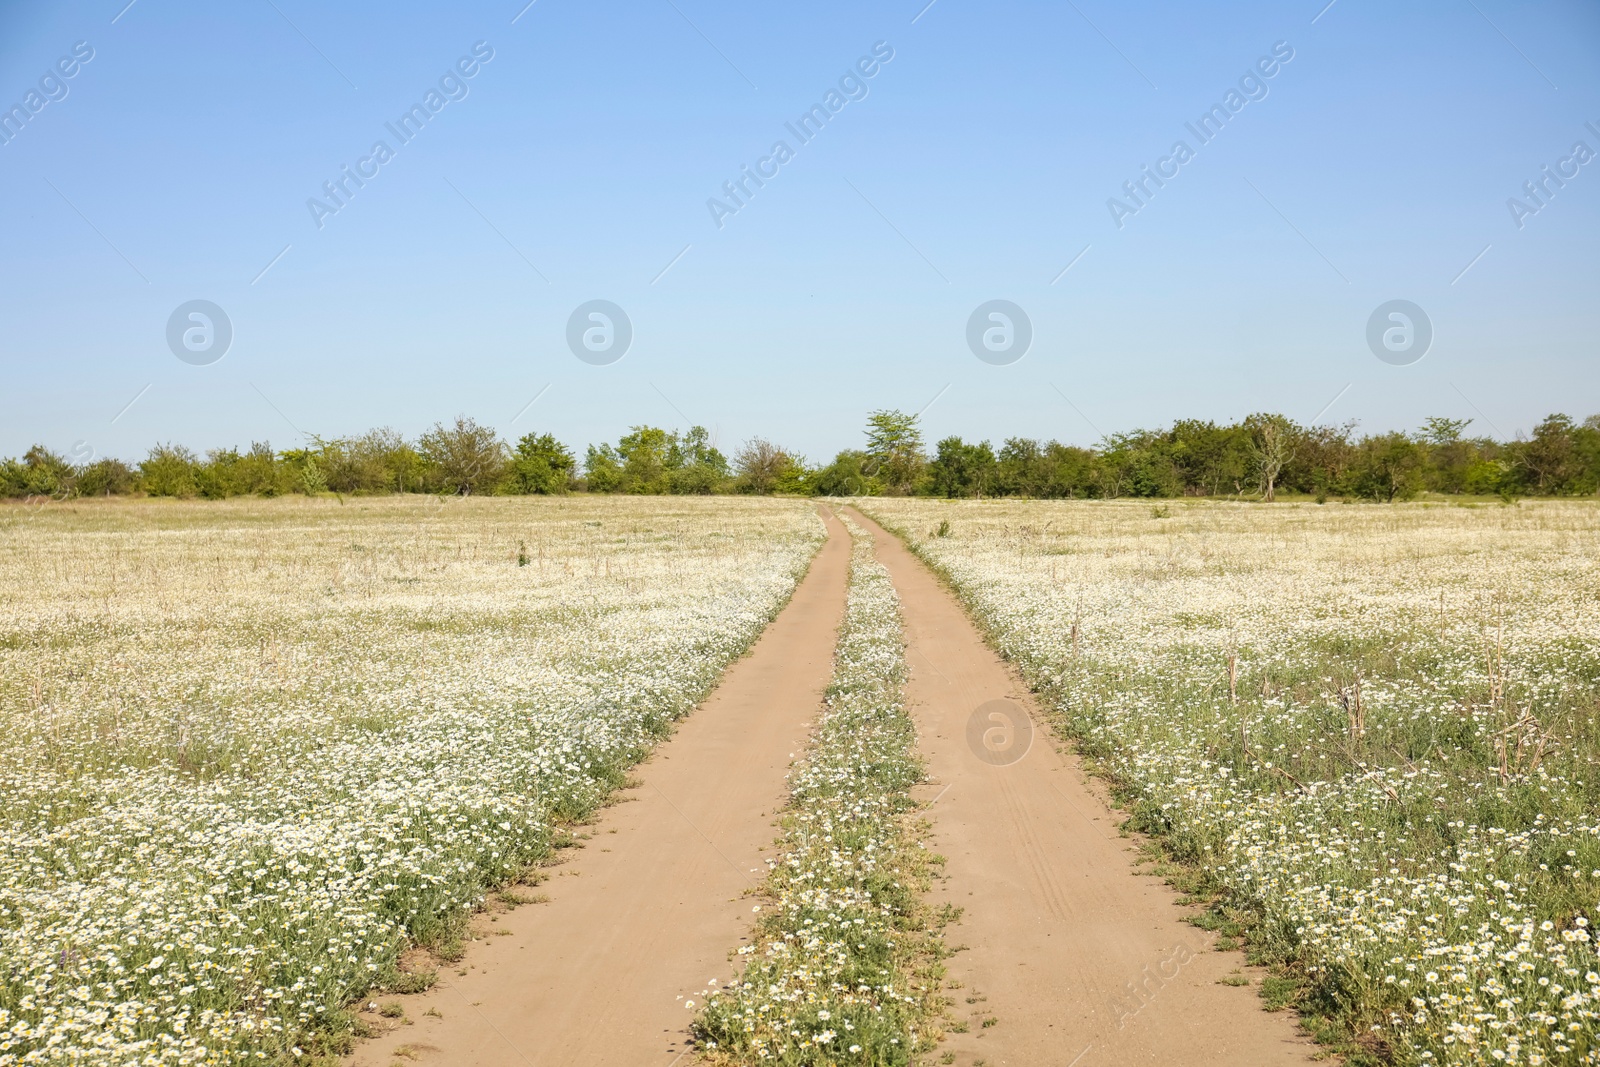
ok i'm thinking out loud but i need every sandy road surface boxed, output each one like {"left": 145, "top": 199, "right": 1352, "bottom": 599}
{"left": 846, "top": 507, "right": 1314, "bottom": 1067}
{"left": 348, "top": 507, "right": 849, "bottom": 1067}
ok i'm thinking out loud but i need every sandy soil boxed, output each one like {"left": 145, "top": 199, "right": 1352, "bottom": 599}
{"left": 845, "top": 506, "right": 1315, "bottom": 1067}
{"left": 347, "top": 506, "right": 850, "bottom": 1067}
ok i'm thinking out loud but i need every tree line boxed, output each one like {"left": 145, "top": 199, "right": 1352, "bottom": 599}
{"left": 4, "top": 410, "right": 1599, "bottom": 504}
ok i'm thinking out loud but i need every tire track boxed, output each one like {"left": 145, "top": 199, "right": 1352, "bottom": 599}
{"left": 845, "top": 506, "right": 1314, "bottom": 1067}
{"left": 346, "top": 507, "right": 852, "bottom": 1067}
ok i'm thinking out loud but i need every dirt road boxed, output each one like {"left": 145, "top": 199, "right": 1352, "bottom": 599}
{"left": 348, "top": 507, "right": 850, "bottom": 1067}
{"left": 350, "top": 504, "right": 1311, "bottom": 1067}
{"left": 846, "top": 507, "right": 1313, "bottom": 1067}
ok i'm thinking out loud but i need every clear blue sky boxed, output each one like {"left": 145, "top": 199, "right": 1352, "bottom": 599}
{"left": 2, "top": 0, "right": 1596, "bottom": 464}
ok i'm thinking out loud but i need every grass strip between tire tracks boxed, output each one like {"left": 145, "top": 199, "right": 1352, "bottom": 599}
{"left": 694, "top": 515, "right": 949, "bottom": 1066}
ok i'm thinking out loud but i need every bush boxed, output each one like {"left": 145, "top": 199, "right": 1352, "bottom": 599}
{"left": 583, "top": 425, "right": 730, "bottom": 494}
{"left": 506, "top": 433, "right": 575, "bottom": 494}
{"left": 318, "top": 428, "right": 426, "bottom": 494}
{"left": 0, "top": 447, "right": 76, "bottom": 498}
{"left": 733, "top": 438, "right": 798, "bottom": 495}
{"left": 419, "top": 416, "right": 506, "bottom": 495}
{"left": 139, "top": 445, "right": 203, "bottom": 498}
{"left": 812, "top": 449, "right": 879, "bottom": 496}
{"left": 75, "top": 459, "right": 135, "bottom": 497}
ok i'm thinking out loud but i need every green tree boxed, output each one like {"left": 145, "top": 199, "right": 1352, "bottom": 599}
{"left": 507, "top": 433, "right": 575, "bottom": 494}
{"left": 1574, "top": 416, "right": 1600, "bottom": 495}
{"left": 311, "top": 428, "right": 421, "bottom": 493}
{"left": 0, "top": 446, "right": 76, "bottom": 498}
{"left": 1040, "top": 441, "right": 1101, "bottom": 498}
{"left": 1420, "top": 416, "right": 1472, "bottom": 445}
{"left": 239, "top": 443, "right": 294, "bottom": 495}
{"left": 195, "top": 448, "right": 248, "bottom": 498}
{"left": 419, "top": 416, "right": 506, "bottom": 495}
{"left": 1099, "top": 430, "right": 1182, "bottom": 498}
{"left": 139, "top": 444, "right": 203, "bottom": 498}
{"left": 1415, "top": 417, "right": 1476, "bottom": 494}
{"left": 812, "top": 450, "right": 878, "bottom": 496}
{"left": 1464, "top": 457, "right": 1511, "bottom": 497}
{"left": 615, "top": 426, "right": 673, "bottom": 494}
{"left": 1348, "top": 432, "right": 1424, "bottom": 502}
{"left": 584, "top": 425, "right": 730, "bottom": 494}
{"left": 1287, "top": 423, "right": 1357, "bottom": 499}
{"left": 1519, "top": 414, "right": 1580, "bottom": 494}
{"left": 863, "top": 409, "right": 925, "bottom": 495}
{"left": 995, "top": 438, "right": 1045, "bottom": 497}
{"left": 667, "top": 426, "right": 730, "bottom": 494}
{"left": 926, "top": 436, "right": 997, "bottom": 497}
{"left": 74, "top": 458, "right": 135, "bottom": 497}
{"left": 995, "top": 439, "right": 1101, "bottom": 498}
{"left": 275, "top": 447, "right": 331, "bottom": 495}
{"left": 583, "top": 444, "right": 624, "bottom": 493}
{"left": 1167, "top": 420, "right": 1252, "bottom": 497}
{"left": 771, "top": 458, "right": 813, "bottom": 495}
{"left": 734, "top": 438, "right": 808, "bottom": 494}
{"left": 1245, "top": 414, "right": 1296, "bottom": 502}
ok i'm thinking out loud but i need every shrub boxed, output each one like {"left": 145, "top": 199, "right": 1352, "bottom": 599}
{"left": 506, "top": 433, "right": 575, "bottom": 494}
{"left": 139, "top": 444, "right": 202, "bottom": 498}
{"left": 419, "top": 417, "right": 506, "bottom": 495}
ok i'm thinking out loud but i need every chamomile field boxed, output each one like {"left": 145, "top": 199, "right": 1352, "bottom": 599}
{"left": 4, "top": 496, "right": 1599, "bottom": 1067}
{"left": 0, "top": 496, "right": 822, "bottom": 1066}
{"left": 861, "top": 498, "right": 1600, "bottom": 1066}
